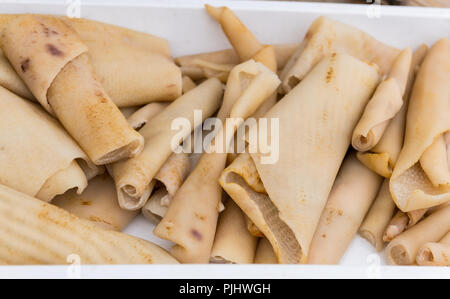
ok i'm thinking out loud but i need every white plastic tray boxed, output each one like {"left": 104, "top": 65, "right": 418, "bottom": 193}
{"left": 0, "top": 0, "right": 449, "bottom": 278}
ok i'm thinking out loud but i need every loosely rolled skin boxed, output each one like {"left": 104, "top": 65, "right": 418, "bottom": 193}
{"left": 416, "top": 232, "right": 450, "bottom": 266}
{"left": 385, "top": 205, "right": 450, "bottom": 265}
{"left": 0, "top": 86, "right": 99, "bottom": 202}
{"left": 352, "top": 48, "right": 411, "bottom": 152}
{"left": 359, "top": 179, "right": 396, "bottom": 251}
{"left": 0, "top": 14, "right": 181, "bottom": 106}
{"left": 308, "top": 152, "right": 382, "bottom": 264}
{"left": 357, "top": 45, "right": 428, "bottom": 178}
{"left": 210, "top": 198, "right": 258, "bottom": 264}
{"left": 1, "top": 15, "right": 144, "bottom": 165}
{"left": 221, "top": 54, "right": 379, "bottom": 263}
{"left": 390, "top": 38, "right": 450, "bottom": 212}
{"left": 383, "top": 210, "right": 409, "bottom": 242}
{"left": 53, "top": 174, "right": 138, "bottom": 231}
{"left": 279, "top": 16, "right": 398, "bottom": 93}
{"left": 0, "top": 184, "right": 178, "bottom": 264}
{"left": 109, "top": 78, "right": 223, "bottom": 211}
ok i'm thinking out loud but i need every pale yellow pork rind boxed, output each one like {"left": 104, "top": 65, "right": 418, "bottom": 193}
{"left": 308, "top": 153, "right": 382, "bottom": 264}
{"left": 357, "top": 45, "right": 428, "bottom": 178}
{"left": 352, "top": 48, "right": 412, "bottom": 152}
{"left": 221, "top": 54, "right": 380, "bottom": 263}
{"left": 154, "top": 60, "right": 280, "bottom": 263}
{"left": 0, "top": 86, "right": 99, "bottom": 202}
{"left": 53, "top": 174, "right": 138, "bottom": 231}
{"left": 416, "top": 232, "right": 450, "bottom": 266}
{"left": 210, "top": 198, "right": 258, "bottom": 264}
{"left": 62, "top": 17, "right": 181, "bottom": 107}
{"left": 279, "top": 16, "right": 399, "bottom": 94}
{"left": 176, "top": 43, "right": 298, "bottom": 81}
{"left": 359, "top": 179, "right": 397, "bottom": 251}
{"left": 0, "top": 14, "right": 181, "bottom": 107}
{"left": 109, "top": 78, "right": 223, "bottom": 211}
{"left": 390, "top": 38, "right": 450, "bottom": 212}
{"left": 254, "top": 237, "right": 278, "bottom": 264}
{"left": 0, "top": 48, "right": 33, "bottom": 99}
{"left": 1, "top": 15, "right": 144, "bottom": 165}
{"left": 0, "top": 184, "right": 178, "bottom": 265}
{"left": 142, "top": 152, "right": 191, "bottom": 223}
{"left": 386, "top": 205, "right": 450, "bottom": 265}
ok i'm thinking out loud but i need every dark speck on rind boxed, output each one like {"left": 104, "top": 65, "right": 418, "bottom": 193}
{"left": 21, "top": 58, "right": 30, "bottom": 72}
{"left": 46, "top": 44, "right": 64, "bottom": 57}
{"left": 191, "top": 229, "right": 202, "bottom": 241}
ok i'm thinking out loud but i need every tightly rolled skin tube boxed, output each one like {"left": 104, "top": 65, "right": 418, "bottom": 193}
{"left": 279, "top": 16, "right": 399, "bottom": 94}
{"left": 254, "top": 237, "right": 278, "bottom": 264}
{"left": 308, "top": 152, "right": 383, "bottom": 264}
{"left": 385, "top": 205, "right": 450, "bottom": 265}
{"left": 390, "top": 38, "right": 450, "bottom": 212}
{"left": 109, "top": 78, "right": 223, "bottom": 211}
{"left": 210, "top": 198, "right": 258, "bottom": 264}
{"left": 416, "top": 232, "right": 450, "bottom": 266}
{"left": 1, "top": 15, "right": 144, "bottom": 165}
{"left": 359, "top": 179, "right": 396, "bottom": 251}
{"left": 352, "top": 48, "right": 412, "bottom": 152}
{"left": 0, "top": 85, "right": 100, "bottom": 202}
{"left": 53, "top": 174, "right": 138, "bottom": 231}
{"left": 175, "top": 43, "right": 299, "bottom": 81}
{"left": 154, "top": 60, "right": 280, "bottom": 263}
{"left": 221, "top": 54, "right": 380, "bottom": 263}
{"left": 357, "top": 45, "right": 428, "bottom": 178}
{"left": 0, "top": 184, "right": 178, "bottom": 265}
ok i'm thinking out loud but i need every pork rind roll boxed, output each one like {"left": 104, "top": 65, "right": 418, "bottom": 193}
{"left": 220, "top": 54, "right": 380, "bottom": 263}
{"left": 62, "top": 17, "right": 181, "bottom": 107}
{"left": 308, "top": 152, "right": 383, "bottom": 264}
{"left": 0, "top": 86, "right": 99, "bottom": 202}
{"left": 279, "top": 16, "right": 398, "bottom": 94}
{"left": 154, "top": 61, "right": 280, "bottom": 263}
{"left": 0, "top": 184, "right": 178, "bottom": 265}
{"left": 390, "top": 38, "right": 450, "bottom": 212}
{"left": 416, "top": 232, "right": 450, "bottom": 266}
{"left": 0, "top": 15, "right": 181, "bottom": 106}
{"left": 386, "top": 205, "right": 450, "bottom": 265}
{"left": 53, "top": 174, "right": 138, "bottom": 231}
{"left": 359, "top": 179, "right": 396, "bottom": 251}
{"left": 352, "top": 48, "right": 412, "bottom": 152}
{"left": 210, "top": 198, "right": 258, "bottom": 264}
{"left": 1, "top": 15, "right": 144, "bottom": 165}
{"left": 120, "top": 101, "right": 191, "bottom": 221}
{"left": 109, "top": 78, "right": 223, "bottom": 211}
{"left": 356, "top": 45, "right": 428, "bottom": 178}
